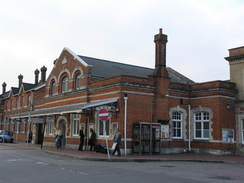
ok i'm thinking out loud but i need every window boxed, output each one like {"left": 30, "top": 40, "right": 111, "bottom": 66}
{"left": 47, "top": 122, "right": 54, "bottom": 135}
{"left": 51, "top": 81, "right": 55, "bottom": 95}
{"left": 75, "top": 73, "right": 81, "bottom": 90}
{"left": 98, "top": 119, "right": 109, "bottom": 137}
{"left": 194, "top": 112, "right": 210, "bottom": 139}
{"left": 21, "top": 96, "right": 25, "bottom": 107}
{"left": 16, "top": 99, "right": 19, "bottom": 108}
{"left": 72, "top": 114, "right": 80, "bottom": 136}
{"left": 6, "top": 101, "right": 8, "bottom": 110}
{"left": 62, "top": 77, "right": 68, "bottom": 93}
{"left": 242, "top": 119, "right": 244, "bottom": 144}
{"left": 20, "top": 122, "right": 24, "bottom": 133}
{"left": 28, "top": 96, "right": 31, "bottom": 106}
{"left": 10, "top": 100, "right": 13, "bottom": 110}
{"left": 172, "top": 112, "right": 182, "bottom": 139}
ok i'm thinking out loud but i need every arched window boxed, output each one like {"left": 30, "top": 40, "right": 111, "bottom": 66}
{"left": 194, "top": 112, "right": 210, "bottom": 140}
{"left": 62, "top": 76, "right": 68, "bottom": 93}
{"left": 75, "top": 73, "right": 81, "bottom": 90}
{"left": 51, "top": 81, "right": 56, "bottom": 95}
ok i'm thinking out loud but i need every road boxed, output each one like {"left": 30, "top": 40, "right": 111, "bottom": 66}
{"left": 0, "top": 143, "right": 244, "bottom": 183}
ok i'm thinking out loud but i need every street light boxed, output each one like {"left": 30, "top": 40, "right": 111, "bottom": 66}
{"left": 123, "top": 93, "right": 128, "bottom": 155}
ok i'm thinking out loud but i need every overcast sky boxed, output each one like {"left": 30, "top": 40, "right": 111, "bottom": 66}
{"left": 1, "top": 0, "right": 244, "bottom": 92}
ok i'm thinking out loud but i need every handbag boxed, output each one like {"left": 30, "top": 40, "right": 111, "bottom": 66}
{"left": 111, "top": 142, "right": 117, "bottom": 150}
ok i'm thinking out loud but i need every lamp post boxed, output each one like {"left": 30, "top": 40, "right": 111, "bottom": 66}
{"left": 123, "top": 93, "right": 128, "bottom": 155}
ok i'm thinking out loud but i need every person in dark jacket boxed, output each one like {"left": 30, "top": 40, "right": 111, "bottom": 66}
{"left": 55, "top": 130, "right": 63, "bottom": 149}
{"left": 88, "top": 128, "right": 96, "bottom": 151}
{"left": 78, "top": 127, "right": 85, "bottom": 151}
{"left": 28, "top": 130, "right": 33, "bottom": 143}
{"left": 112, "top": 128, "right": 121, "bottom": 156}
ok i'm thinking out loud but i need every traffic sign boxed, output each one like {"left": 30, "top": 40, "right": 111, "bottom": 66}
{"left": 98, "top": 108, "right": 109, "bottom": 121}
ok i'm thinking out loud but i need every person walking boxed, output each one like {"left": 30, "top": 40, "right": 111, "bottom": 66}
{"left": 112, "top": 128, "right": 121, "bottom": 156}
{"left": 55, "top": 130, "right": 63, "bottom": 149}
{"left": 28, "top": 130, "right": 33, "bottom": 143}
{"left": 88, "top": 128, "right": 96, "bottom": 151}
{"left": 78, "top": 127, "right": 85, "bottom": 151}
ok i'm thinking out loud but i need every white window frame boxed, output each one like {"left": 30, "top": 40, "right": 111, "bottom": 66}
{"left": 172, "top": 112, "right": 183, "bottom": 139}
{"left": 62, "top": 77, "right": 68, "bottom": 93}
{"left": 242, "top": 119, "right": 244, "bottom": 144}
{"left": 72, "top": 114, "right": 80, "bottom": 136}
{"left": 51, "top": 81, "right": 56, "bottom": 95}
{"left": 16, "top": 99, "right": 19, "bottom": 109}
{"left": 47, "top": 122, "right": 54, "bottom": 135}
{"left": 98, "top": 119, "right": 109, "bottom": 137}
{"left": 22, "top": 96, "right": 25, "bottom": 107}
{"left": 75, "top": 73, "right": 81, "bottom": 90}
{"left": 28, "top": 96, "right": 31, "bottom": 106}
{"left": 194, "top": 112, "right": 210, "bottom": 140}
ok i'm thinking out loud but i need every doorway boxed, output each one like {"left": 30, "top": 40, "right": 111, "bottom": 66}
{"left": 58, "top": 119, "right": 66, "bottom": 147}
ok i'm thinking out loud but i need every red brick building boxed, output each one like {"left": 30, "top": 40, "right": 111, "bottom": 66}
{"left": 0, "top": 29, "right": 238, "bottom": 155}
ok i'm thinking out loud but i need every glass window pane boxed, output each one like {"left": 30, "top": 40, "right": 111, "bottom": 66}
{"left": 196, "top": 122, "right": 201, "bottom": 129}
{"left": 196, "top": 130, "right": 201, "bottom": 137}
{"left": 203, "top": 122, "right": 209, "bottom": 129}
{"left": 203, "top": 130, "right": 209, "bottom": 138}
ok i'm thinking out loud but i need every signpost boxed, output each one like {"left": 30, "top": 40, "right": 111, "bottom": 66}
{"left": 98, "top": 108, "right": 110, "bottom": 159}
{"left": 98, "top": 108, "right": 109, "bottom": 121}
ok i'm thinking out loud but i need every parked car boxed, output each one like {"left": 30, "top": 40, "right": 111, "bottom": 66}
{"left": 0, "top": 130, "right": 14, "bottom": 143}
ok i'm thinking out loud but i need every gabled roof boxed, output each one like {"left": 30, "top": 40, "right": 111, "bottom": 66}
{"left": 78, "top": 55, "right": 195, "bottom": 84}
{"left": 11, "top": 87, "right": 19, "bottom": 95}
{"left": 0, "top": 91, "right": 10, "bottom": 99}
{"left": 0, "top": 82, "right": 38, "bottom": 99}
{"left": 23, "top": 83, "right": 37, "bottom": 91}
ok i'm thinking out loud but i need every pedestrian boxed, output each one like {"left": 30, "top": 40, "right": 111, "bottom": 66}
{"left": 55, "top": 130, "right": 63, "bottom": 149}
{"left": 78, "top": 127, "right": 85, "bottom": 151}
{"left": 88, "top": 128, "right": 96, "bottom": 151}
{"left": 112, "top": 128, "right": 121, "bottom": 156}
{"left": 28, "top": 130, "right": 33, "bottom": 143}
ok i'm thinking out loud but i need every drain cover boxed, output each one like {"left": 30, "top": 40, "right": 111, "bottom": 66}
{"left": 209, "top": 176, "right": 233, "bottom": 180}
{"left": 160, "top": 165, "right": 176, "bottom": 168}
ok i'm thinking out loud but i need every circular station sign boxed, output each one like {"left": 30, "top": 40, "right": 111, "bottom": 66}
{"left": 98, "top": 108, "right": 109, "bottom": 121}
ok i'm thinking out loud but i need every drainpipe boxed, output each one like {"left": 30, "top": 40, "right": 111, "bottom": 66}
{"left": 188, "top": 104, "right": 191, "bottom": 151}
{"left": 123, "top": 94, "right": 128, "bottom": 155}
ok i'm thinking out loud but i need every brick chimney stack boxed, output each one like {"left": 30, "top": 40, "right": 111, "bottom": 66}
{"left": 40, "top": 66, "right": 47, "bottom": 83}
{"left": 35, "top": 69, "right": 40, "bottom": 84}
{"left": 153, "top": 28, "right": 168, "bottom": 78}
{"left": 18, "top": 74, "right": 23, "bottom": 88}
{"left": 2, "top": 82, "right": 6, "bottom": 94}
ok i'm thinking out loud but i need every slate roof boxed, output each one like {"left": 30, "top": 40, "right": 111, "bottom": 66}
{"left": 79, "top": 55, "right": 195, "bottom": 85}
{"left": 23, "top": 83, "right": 37, "bottom": 91}
{"left": 0, "top": 83, "right": 38, "bottom": 99}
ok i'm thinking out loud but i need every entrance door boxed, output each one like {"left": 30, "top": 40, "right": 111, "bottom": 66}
{"left": 58, "top": 120, "right": 66, "bottom": 147}
{"left": 37, "top": 123, "right": 43, "bottom": 144}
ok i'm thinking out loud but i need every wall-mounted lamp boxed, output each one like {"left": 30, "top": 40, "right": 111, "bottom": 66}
{"left": 226, "top": 104, "right": 231, "bottom": 109}
{"left": 162, "top": 94, "right": 169, "bottom": 97}
{"left": 123, "top": 93, "right": 128, "bottom": 100}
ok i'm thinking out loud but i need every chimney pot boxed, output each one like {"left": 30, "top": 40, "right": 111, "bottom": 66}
{"left": 18, "top": 74, "right": 23, "bottom": 88}
{"left": 2, "top": 82, "right": 6, "bottom": 94}
{"left": 41, "top": 66, "right": 47, "bottom": 83}
{"left": 34, "top": 69, "right": 40, "bottom": 84}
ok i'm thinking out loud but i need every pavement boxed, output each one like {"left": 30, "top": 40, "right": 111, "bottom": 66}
{"left": 2, "top": 140, "right": 244, "bottom": 164}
